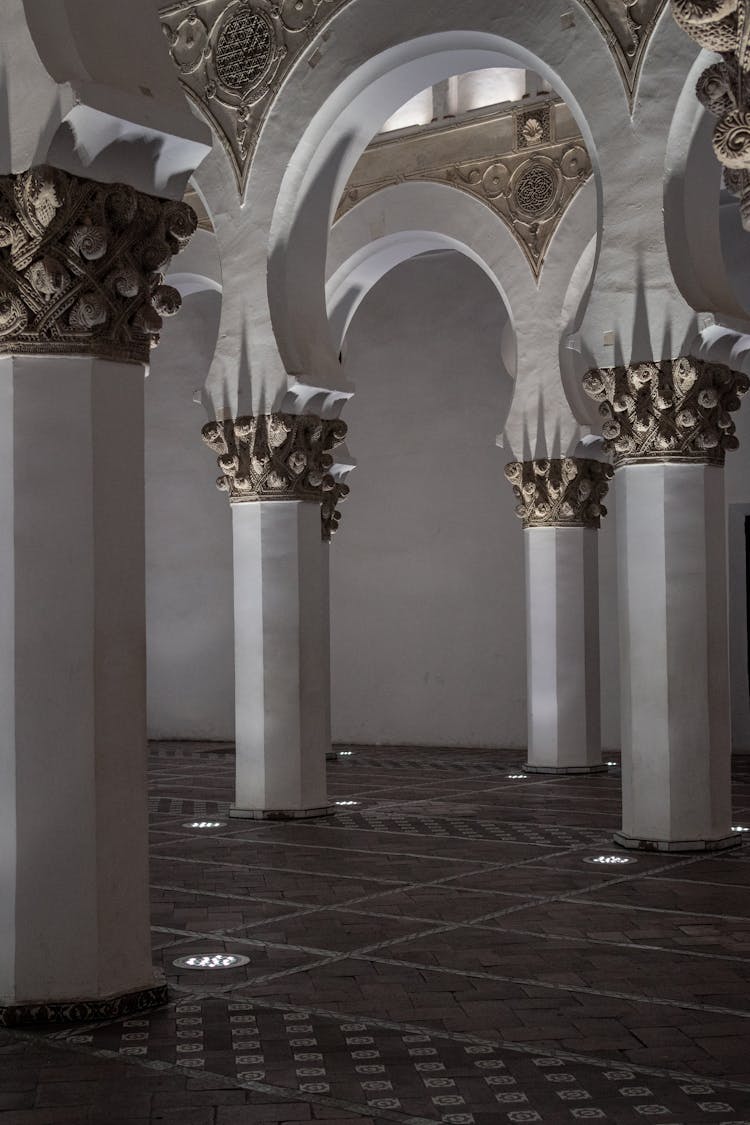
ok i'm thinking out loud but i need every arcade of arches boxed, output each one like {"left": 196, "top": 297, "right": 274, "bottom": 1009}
{"left": 4, "top": 0, "right": 750, "bottom": 1121}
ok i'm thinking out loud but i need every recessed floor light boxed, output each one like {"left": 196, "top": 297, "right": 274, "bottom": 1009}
{"left": 584, "top": 854, "right": 635, "bottom": 865}
{"left": 173, "top": 954, "right": 250, "bottom": 970}
{"left": 335, "top": 800, "right": 359, "bottom": 806}
{"left": 183, "top": 821, "right": 226, "bottom": 829}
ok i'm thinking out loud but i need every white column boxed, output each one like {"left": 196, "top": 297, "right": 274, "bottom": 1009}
{"left": 231, "top": 500, "right": 333, "bottom": 819}
{"left": 525, "top": 527, "right": 604, "bottom": 773}
{"left": 615, "top": 464, "right": 736, "bottom": 851}
{"left": 0, "top": 355, "right": 158, "bottom": 1015}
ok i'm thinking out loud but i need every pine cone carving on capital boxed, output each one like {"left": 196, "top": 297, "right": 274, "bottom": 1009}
{"left": 201, "top": 413, "right": 350, "bottom": 540}
{"left": 672, "top": 0, "right": 750, "bottom": 225}
{"left": 0, "top": 165, "right": 197, "bottom": 363}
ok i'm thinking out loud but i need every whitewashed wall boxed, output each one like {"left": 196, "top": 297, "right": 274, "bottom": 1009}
{"left": 330, "top": 250, "right": 527, "bottom": 748}
{"left": 145, "top": 288, "right": 234, "bottom": 740}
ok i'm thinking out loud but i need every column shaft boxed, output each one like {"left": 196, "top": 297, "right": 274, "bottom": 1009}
{"left": 231, "top": 500, "right": 332, "bottom": 818}
{"left": 525, "top": 527, "right": 603, "bottom": 772}
{"left": 616, "top": 463, "right": 734, "bottom": 849}
{"left": 0, "top": 355, "right": 157, "bottom": 1013}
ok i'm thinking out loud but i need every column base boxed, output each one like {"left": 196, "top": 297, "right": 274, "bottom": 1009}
{"left": 525, "top": 763, "right": 608, "bottom": 775}
{"left": 613, "top": 830, "right": 743, "bottom": 854}
{"left": 229, "top": 804, "right": 336, "bottom": 821}
{"left": 0, "top": 981, "right": 168, "bottom": 1028}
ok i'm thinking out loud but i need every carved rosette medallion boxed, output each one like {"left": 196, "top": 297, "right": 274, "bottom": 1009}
{"left": 671, "top": 0, "right": 750, "bottom": 226}
{"left": 161, "top": 0, "right": 351, "bottom": 191}
{"left": 0, "top": 165, "right": 196, "bottom": 364}
{"left": 201, "top": 413, "right": 349, "bottom": 539}
{"left": 504, "top": 458, "right": 614, "bottom": 530}
{"left": 583, "top": 356, "right": 749, "bottom": 467}
{"left": 336, "top": 102, "right": 593, "bottom": 280}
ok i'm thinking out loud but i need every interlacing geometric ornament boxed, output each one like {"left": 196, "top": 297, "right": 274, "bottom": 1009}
{"left": 0, "top": 165, "right": 197, "bottom": 364}
{"left": 201, "top": 413, "right": 349, "bottom": 539}
{"left": 337, "top": 104, "right": 593, "bottom": 280}
{"left": 504, "top": 458, "right": 614, "bottom": 529}
{"left": 160, "top": 0, "right": 351, "bottom": 191}
{"left": 577, "top": 0, "right": 669, "bottom": 108}
{"left": 583, "top": 356, "right": 750, "bottom": 466}
{"left": 671, "top": 0, "right": 750, "bottom": 227}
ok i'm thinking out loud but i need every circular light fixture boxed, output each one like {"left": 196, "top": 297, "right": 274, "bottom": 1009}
{"left": 606, "top": 761, "right": 617, "bottom": 767}
{"left": 338, "top": 751, "right": 353, "bottom": 758}
{"left": 182, "top": 821, "right": 226, "bottom": 830}
{"left": 732, "top": 825, "right": 749, "bottom": 833}
{"left": 584, "top": 855, "right": 635, "bottom": 865}
{"left": 507, "top": 773, "right": 527, "bottom": 780}
{"left": 335, "top": 800, "right": 359, "bottom": 806}
{"left": 173, "top": 954, "right": 250, "bottom": 970}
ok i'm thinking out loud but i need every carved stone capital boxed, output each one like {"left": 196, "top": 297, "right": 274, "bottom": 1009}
{"left": 583, "top": 356, "right": 749, "bottom": 467}
{"left": 671, "top": 1, "right": 750, "bottom": 224}
{"left": 201, "top": 413, "right": 349, "bottom": 540}
{"left": 504, "top": 458, "right": 613, "bottom": 529}
{"left": 0, "top": 165, "right": 197, "bottom": 364}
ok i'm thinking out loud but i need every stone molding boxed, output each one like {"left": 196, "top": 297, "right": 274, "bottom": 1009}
{"left": 583, "top": 356, "right": 749, "bottom": 467}
{"left": 0, "top": 165, "right": 197, "bottom": 365}
{"left": 504, "top": 458, "right": 613, "bottom": 529}
{"left": 201, "top": 413, "right": 349, "bottom": 539}
{"left": 671, "top": 0, "right": 750, "bottom": 226}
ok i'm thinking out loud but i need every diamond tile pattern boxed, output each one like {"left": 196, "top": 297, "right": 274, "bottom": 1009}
{"left": 1, "top": 742, "right": 750, "bottom": 1125}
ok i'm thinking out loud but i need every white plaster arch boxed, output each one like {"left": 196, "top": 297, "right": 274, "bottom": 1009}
{"left": 326, "top": 180, "right": 527, "bottom": 357}
{"left": 194, "top": 0, "right": 703, "bottom": 422}
{"left": 664, "top": 52, "right": 750, "bottom": 324}
{"left": 326, "top": 174, "right": 598, "bottom": 459}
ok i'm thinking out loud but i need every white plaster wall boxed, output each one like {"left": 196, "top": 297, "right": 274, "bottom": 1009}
{"left": 330, "top": 250, "right": 526, "bottom": 748}
{"left": 725, "top": 396, "right": 750, "bottom": 751}
{"left": 145, "top": 288, "right": 234, "bottom": 740}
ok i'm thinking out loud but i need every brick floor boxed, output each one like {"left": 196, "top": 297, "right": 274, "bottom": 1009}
{"left": 2, "top": 743, "right": 750, "bottom": 1122}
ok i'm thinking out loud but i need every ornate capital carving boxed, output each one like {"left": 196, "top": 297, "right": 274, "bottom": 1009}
{"left": 583, "top": 356, "right": 749, "bottom": 467}
{"left": 504, "top": 458, "right": 613, "bottom": 529}
{"left": 0, "top": 165, "right": 197, "bottom": 364}
{"left": 201, "top": 413, "right": 349, "bottom": 540}
{"left": 671, "top": 1, "right": 750, "bottom": 225}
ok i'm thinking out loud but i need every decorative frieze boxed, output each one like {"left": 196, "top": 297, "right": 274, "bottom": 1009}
{"left": 201, "top": 412, "right": 349, "bottom": 539}
{"left": 504, "top": 458, "right": 613, "bottom": 529}
{"left": 583, "top": 356, "right": 749, "bottom": 467}
{"left": 671, "top": 0, "right": 750, "bottom": 227}
{"left": 0, "top": 165, "right": 196, "bottom": 364}
{"left": 336, "top": 101, "right": 592, "bottom": 280}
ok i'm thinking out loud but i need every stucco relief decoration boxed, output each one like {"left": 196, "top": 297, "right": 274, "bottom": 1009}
{"left": 201, "top": 413, "right": 349, "bottom": 538}
{"left": 504, "top": 458, "right": 614, "bottom": 529}
{"left": 583, "top": 356, "right": 750, "bottom": 465}
{"left": 578, "top": 0, "right": 669, "bottom": 107}
{"left": 337, "top": 114, "right": 593, "bottom": 279}
{"left": 0, "top": 165, "right": 196, "bottom": 364}
{"left": 671, "top": 0, "right": 750, "bottom": 228}
{"left": 161, "top": 0, "right": 350, "bottom": 190}
{"left": 515, "top": 104, "right": 553, "bottom": 149}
